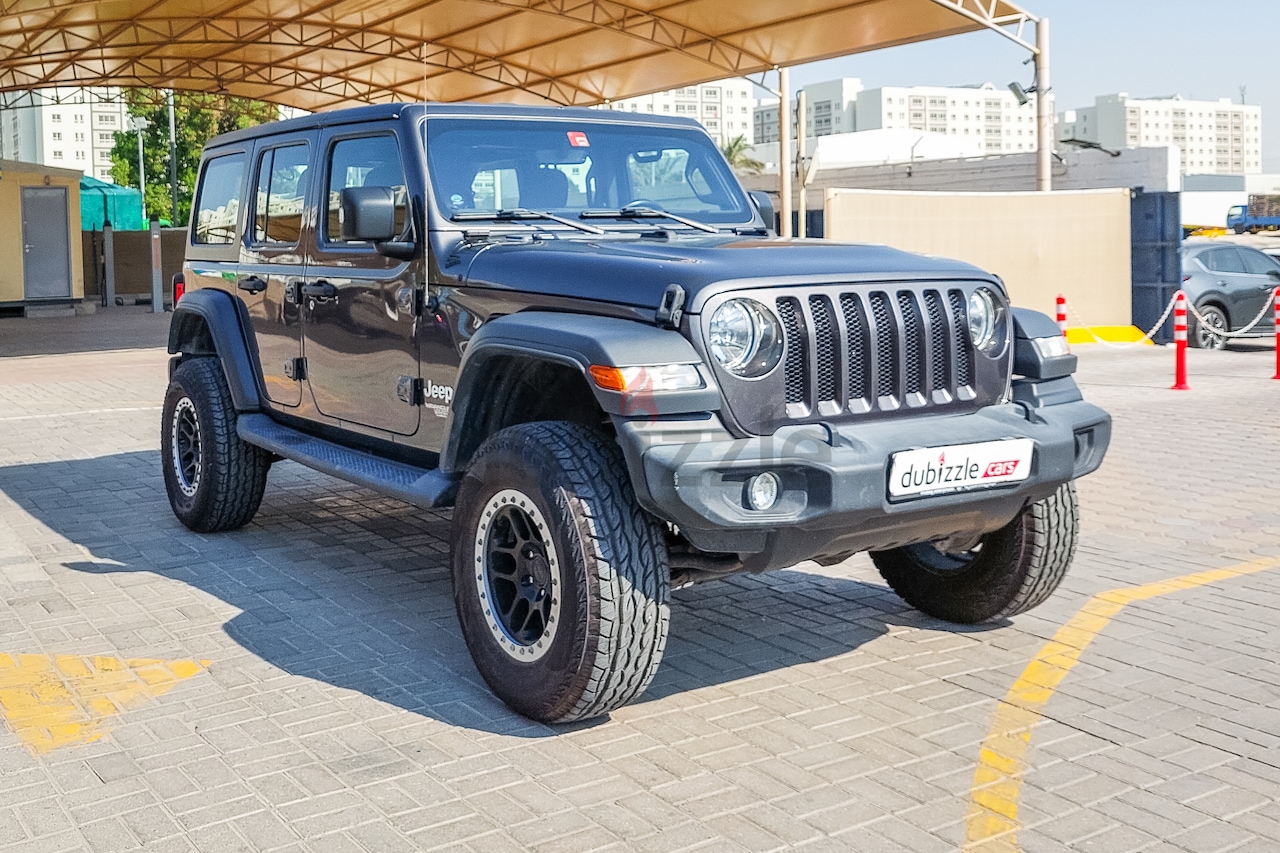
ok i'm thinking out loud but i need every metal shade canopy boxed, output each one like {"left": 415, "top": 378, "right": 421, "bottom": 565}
{"left": 0, "top": 0, "right": 1037, "bottom": 111}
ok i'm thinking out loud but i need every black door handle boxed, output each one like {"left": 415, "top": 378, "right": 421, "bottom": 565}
{"left": 301, "top": 280, "right": 337, "bottom": 299}
{"left": 238, "top": 276, "right": 267, "bottom": 294}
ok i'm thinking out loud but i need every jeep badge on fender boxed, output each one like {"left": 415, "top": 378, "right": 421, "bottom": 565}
{"left": 163, "top": 103, "right": 1110, "bottom": 724}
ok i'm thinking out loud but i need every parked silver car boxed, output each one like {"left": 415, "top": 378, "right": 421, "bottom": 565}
{"left": 1180, "top": 242, "right": 1280, "bottom": 349}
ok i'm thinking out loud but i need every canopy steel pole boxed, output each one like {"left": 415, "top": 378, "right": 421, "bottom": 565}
{"left": 778, "top": 66, "right": 792, "bottom": 237}
{"left": 796, "top": 89, "right": 806, "bottom": 238}
{"left": 1035, "top": 17, "right": 1052, "bottom": 192}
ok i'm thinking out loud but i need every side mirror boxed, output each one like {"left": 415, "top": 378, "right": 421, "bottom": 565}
{"left": 1268, "top": 268, "right": 1280, "bottom": 280}
{"left": 747, "top": 190, "right": 777, "bottom": 236}
{"left": 340, "top": 186, "right": 399, "bottom": 242}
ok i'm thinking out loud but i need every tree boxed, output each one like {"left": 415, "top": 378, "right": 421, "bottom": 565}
{"left": 110, "top": 90, "right": 279, "bottom": 226}
{"left": 720, "top": 134, "right": 764, "bottom": 175}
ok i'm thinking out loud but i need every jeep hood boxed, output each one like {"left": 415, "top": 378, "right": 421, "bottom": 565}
{"left": 456, "top": 235, "right": 996, "bottom": 313}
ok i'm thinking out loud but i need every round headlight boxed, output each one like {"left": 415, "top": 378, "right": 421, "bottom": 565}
{"left": 966, "top": 288, "right": 998, "bottom": 350}
{"left": 708, "top": 298, "right": 785, "bottom": 378}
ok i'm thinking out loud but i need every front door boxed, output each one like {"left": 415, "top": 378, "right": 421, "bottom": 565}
{"left": 240, "top": 133, "right": 315, "bottom": 408}
{"left": 21, "top": 187, "right": 72, "bottom": 300}
{"left": 303, "top": 130, "right": 419, "bottom": 436}
{"left": 1236, "top": 247, "right": 1280, "bottom": 332}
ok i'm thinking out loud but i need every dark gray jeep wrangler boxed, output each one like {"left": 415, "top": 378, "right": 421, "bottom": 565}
{"left": 165, "top": 103, "right": 1109, "bottom": 723}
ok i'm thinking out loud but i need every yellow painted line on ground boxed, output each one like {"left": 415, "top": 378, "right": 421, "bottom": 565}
{"left": 0, "top": 654, "right": 210, "bottom": 753}
{"left": 963, "top": 556, "right": 1280, "bottom": 852}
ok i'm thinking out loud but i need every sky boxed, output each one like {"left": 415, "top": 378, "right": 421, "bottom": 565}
{"left": 778, "top": 0, "right": 1280, "bottom": 171}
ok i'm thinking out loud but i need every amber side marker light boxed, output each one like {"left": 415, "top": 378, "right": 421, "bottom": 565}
{"left": 588, "top": 364, "right": 704, "bottom": 393}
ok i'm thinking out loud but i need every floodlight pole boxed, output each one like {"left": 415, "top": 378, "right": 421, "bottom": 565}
{"left": 128, "top": 115, "right": 150, "bottom": 221}
{"left": 777, "top": 66, "right": 792, "bottom": 237}
{"left": 1035, "top": 17, "right": 1052, "bottom": 192}
{"left": 168, "top": 90, "right": 180, "bottom": 225}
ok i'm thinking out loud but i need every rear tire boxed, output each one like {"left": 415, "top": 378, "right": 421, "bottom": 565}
{"left": 1189, "top": 304, "right": 1229, "bottom": 350}
{"left": 870, "top": 483, "right": 1078, "bottom": 624}
{"left": 450, "top": 421, "right": 669, "bottom": 723}
{"left": 161, "top": 358, "right": 270, "bottom": 532}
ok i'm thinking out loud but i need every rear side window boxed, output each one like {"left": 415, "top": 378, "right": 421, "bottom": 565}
{"left": 324, "top": 136, "right": 407, "bottom": 244}
{"left": 194, "top": 153, "right": 246, "bottom": 244}
{"left": 253, "top": 144, "right": 310, "bottom": 245}
{"left": 1205, "top": 248, "right": 1247, "bottom": 273}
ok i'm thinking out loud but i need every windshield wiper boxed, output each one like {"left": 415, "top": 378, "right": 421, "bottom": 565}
{"left": 579, "top": 207, "right": 720, "bottom": 234}
{"left": 451, "top": 208, "right": 605, "bottom": 235}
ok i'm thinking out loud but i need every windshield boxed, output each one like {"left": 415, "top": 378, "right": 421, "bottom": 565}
{"left": 424, "top": 117, "right": 753, "bottom": 226}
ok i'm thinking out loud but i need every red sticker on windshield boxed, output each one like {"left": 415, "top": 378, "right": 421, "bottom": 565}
{"left": 567, "top": 131, "right": 590, "bottom": 147}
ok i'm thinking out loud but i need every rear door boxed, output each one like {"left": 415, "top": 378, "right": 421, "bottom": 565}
{"left": 303, "top": 128, "right": 419, "bottom": 436}
{"left": 240, "top": 132, "right": 315, "bottom": 408}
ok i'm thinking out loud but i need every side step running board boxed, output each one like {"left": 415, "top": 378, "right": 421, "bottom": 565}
{"left": 237, "top": 413, "right": 458, "bottom": 509}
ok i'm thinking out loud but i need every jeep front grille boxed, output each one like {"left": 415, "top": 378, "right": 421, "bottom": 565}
{"left": 776, "top": 287, "right": 975, "bottom": 417}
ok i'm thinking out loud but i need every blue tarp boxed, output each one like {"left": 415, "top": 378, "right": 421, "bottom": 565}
{"left": 80, "top": 175, "right": 144, "bottom": 231}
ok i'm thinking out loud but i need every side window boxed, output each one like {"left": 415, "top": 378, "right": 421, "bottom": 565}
{"left": 193, "top": 154, "right": 246, "bottom": 244}
{"left": 253, "top": 144, "right": 310, "bottom": 245}
{"left": 325, "top": 136, "right": 406, "bottom": 244}
{"left": 1209, "top": 248, "right": 1247, "bottom": 274}
{"left": 1241, "top": 249, "right": 1279, "bottom": 276}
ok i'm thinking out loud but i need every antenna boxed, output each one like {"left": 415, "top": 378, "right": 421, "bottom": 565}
{"left": 1240, "top": 85, "right": 1247, "bottom": 105}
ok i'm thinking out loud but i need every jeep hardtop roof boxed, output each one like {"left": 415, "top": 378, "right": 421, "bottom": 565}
{"left": 203, "top": 101, "right": 709, "bottom": 152}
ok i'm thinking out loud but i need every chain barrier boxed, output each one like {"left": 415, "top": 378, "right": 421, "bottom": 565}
{"left": 1060, "top": 286, "right": 1280, "bottom": 348}
{"left": 1060, "top": 293, "right": 1179, "bottom": 349}
{"left": 1057, "top": 287, "right": 1280, "bottom": 390}
{"left": 1183, "top": 287, "right": 1280, "bottom": 342}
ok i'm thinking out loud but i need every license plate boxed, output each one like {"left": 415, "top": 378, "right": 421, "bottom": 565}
{"left": 888, "top": 438, "right": 1034, "bottom": 500}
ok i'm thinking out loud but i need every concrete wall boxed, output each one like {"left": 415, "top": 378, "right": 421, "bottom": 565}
{"left": 0, "top": 162, "right": 85, "bottom": 303}
{"left": 744, "top": 146, "right": 1179, "bottom": 210}
{"left": 824, "top": 188, "right": 1133, "bottom": 326}
{"left": 81, "top": 227, "right": 186, "bottom": 301}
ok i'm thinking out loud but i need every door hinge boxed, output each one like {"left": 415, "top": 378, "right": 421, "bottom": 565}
{"left": 284, "top": 280, "right": 302, "bottom": 305}
{"left": 284, "top": 357, "right": 307, "bottom": 381}
{"left": 397, "top": 375, "right": 424, "bottom": 405}
{"left": 396, "top": 286, "right": 427, "bottom": 317}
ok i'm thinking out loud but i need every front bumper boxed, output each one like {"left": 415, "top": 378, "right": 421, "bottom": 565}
{"left": 616, "top": 385, "right": 1110, "bottom": 572}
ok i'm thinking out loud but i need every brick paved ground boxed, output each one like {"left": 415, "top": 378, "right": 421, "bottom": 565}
{"left": 1, "top": 308, "right": 1279, "bottom": 852}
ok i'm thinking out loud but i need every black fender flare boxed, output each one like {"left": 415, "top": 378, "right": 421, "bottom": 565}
{"left": 1011, "top": 307, "right": 1077, "bottom": 380}
{"left": 440, "top": 312, "right": 720, "bottom": 473}
{"left": 167, "top": 288, "right": 263, "bottom": 412}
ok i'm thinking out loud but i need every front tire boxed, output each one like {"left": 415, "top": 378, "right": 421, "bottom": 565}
{"left": 870, "top": 483, "right": 1078, "bottom": 624}
{"left": 161, "top": 358, "right": 270, "bottom": 532}
{"left": 1190, "top": 304, "right": 1229, "bottom": 350}
{"left": 451, "top": 421, "right": 669, "bottom": 723}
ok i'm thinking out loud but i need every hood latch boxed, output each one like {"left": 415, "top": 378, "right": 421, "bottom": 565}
{"left": 654, "top": 283, "right": 686, "bottom": 330}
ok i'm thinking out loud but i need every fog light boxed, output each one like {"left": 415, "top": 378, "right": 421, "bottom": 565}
{"left": 746, "top": 472, "right": 780, "bottom": 511}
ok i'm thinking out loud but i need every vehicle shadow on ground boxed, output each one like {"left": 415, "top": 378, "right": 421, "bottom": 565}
{"left": 0, "top": 451, "right": 983, "bottom": 737}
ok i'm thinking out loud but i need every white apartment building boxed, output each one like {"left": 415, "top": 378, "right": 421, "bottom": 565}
{"left": 754, "top": 78, "right": 863, "bottom": 143}
{"left": 0, "top": 88, "right": 128, "bottom": 182}
{"left": 855, "top": 82, "right": 1040, "bottom": 155}
{"left": 1057, "top": 94, "right": 1262, "bottom": 175}
{"left": 602, "top": 79, "right": 756, "bottom": 146}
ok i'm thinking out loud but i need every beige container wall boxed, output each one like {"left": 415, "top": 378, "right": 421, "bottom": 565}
{"left": 0, "top": 167, "right": 85, "bottom": 303}
{"left": 824, "top": 188, "right": 1133, "bottom": 325}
